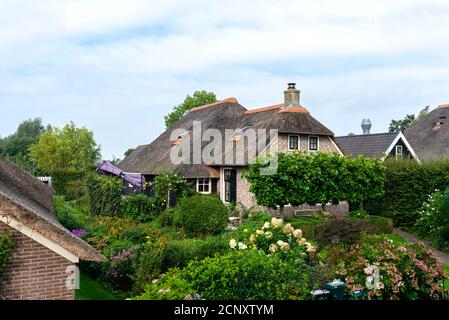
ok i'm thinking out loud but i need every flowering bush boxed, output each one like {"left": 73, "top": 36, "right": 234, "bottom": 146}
{"left": 229, "top": 217, "right": 316, "bottom": 261}
{"left": 71, "top": 228, "right": 86, "bottom": 238}
{"left": 104, "top": 247, "right": 139, "bottom": 292}
{"left": 326, "top": 233, "right": 448, "bottom": 300}
{"left": 415, "top": 190, "right": 443, "bottom": 237}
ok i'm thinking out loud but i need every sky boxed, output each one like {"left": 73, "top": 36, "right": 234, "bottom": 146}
{"left": 1, "top": 0, "right": 449, "bottom": 160}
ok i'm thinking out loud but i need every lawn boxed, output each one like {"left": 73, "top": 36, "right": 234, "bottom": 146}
{"left": 76, "top": 273, "right": 119, "bottom": 300}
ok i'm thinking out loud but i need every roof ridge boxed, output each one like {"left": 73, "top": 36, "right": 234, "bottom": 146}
{"left": 278, "top": 106, "right": 309, "bottom": 114}
{"left": 189, "top": 97, "right": 238, "bottom": 112}
{"left": 244, "top": 103, "right": 283, "bottom": 115}
{"left": 438, "top": 103, "right": 449, "bottom": 109}
{"left": 336, "top": 132, "right": 398, "bottom": 138}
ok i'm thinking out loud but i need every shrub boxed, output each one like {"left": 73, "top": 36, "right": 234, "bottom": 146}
{"left": 135, "top": 246, "right": 164, "bottom": 292}
{"left": 151, "top": 171, "right": 194, "bottom": 212}
{"left": 365, "top": 159, "right": 449, "bottom": 227}
{"left": 327, "top": 233, "right": 448, "bottom": 300}
{"left": 103, "top": 247, "right": 139, "bottom": 292}
{"left": 86, "top": 174, "right": 123, "bottom": 216}
{"left": 137, "top": 250, "right": 319, "bottom": 300}
{"left": 348, "top": 209, "right": 369, "bottom": 219}
{"left": 316, "top": 216, "right": 393, "bottom": 247}
{"left": 54, "top": 196, "right": 87, "bottom": 230}
{"left": 158, "top": 209, "right": 176, "bottom": 227}
{"left": 285, "top": 215, "right": 329, "bottom": 240}
{"left": 173, "top": 195, "right": 228, "bottom": 238}
{"left": 51, "top": 170, "right": 86, "bottom": 200}
{"left": 0, "top": 231, "right": 14, "bottom": 280}
{"left": 122, "top": 194, "right": 155, "bottom": 222}
{"left": 415, "top": 188, "right": 449, "bottom": 250}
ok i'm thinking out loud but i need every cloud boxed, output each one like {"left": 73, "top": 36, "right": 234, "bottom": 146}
{"left": 1, "top": 0, "right": 449, "bottom": 159}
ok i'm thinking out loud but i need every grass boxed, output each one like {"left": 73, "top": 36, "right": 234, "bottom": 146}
{"left": 76, "top": 273, "right": 119, "bottom": 300}
{"left": 385, "top": 233, "right": 407, "bottom": 246}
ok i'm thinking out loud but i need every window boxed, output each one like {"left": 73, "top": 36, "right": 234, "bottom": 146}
{"left": 197, "top": 178, "right": 211, "bottom": 194}
{"left": 395, "top": 145, "right": 403, "bottom": 159}
{"left": 309, "top": 136, "right": 319, "bottom": 151}
{"left": 288, "top": 135, "right": 299, "bottom": 150}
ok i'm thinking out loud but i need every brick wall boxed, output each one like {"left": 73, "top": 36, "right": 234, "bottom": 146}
{"left": 0, "top": 222, "right": 75, "bottom": 300}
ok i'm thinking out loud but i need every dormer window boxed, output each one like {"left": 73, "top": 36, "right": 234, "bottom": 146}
{"left": 308, "top": 136, "right": 319, "bottom": 151}
{"left": 288, "top": 135, "right": 299, "bottom": 150}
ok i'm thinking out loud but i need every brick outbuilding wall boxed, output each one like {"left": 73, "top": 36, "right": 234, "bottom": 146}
{"left": 0, "top": 222, "right": 75, "bottom": 300}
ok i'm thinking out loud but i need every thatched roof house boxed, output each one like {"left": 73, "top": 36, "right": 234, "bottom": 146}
{"left": 405, "top": 104, "right": 449, "bottom": 161}
{"left": 0, "top": 156, "right": 104, "bottom": 300}
{"left": 119, "top": 83, "right": 345, "bottom": 212}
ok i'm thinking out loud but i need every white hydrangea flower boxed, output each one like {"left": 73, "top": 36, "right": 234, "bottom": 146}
{"left": 293, "top": 229, "right": 303, "bottom": 239}
{"left": 264, "top": 231, "right": 273, "bottom": 239}
{"left": 280, "top": 242, "right": 291, "bottom": 251}
{"left": 262, "top": 222, "right": 271, "bottom": 230}
{"left": 238, "top": 242, "right": 248, "bottom": 250}
{"left": 283, "top": 223, "right": 294, "bottom": 235}
{"left": 256, "top": 229, "right": 264, "bottom": 236}
{"left": 271, "top": 218, "right": 283, "bottom": 228}
{"left": 269, "top": 243, "right": 278, "bottom": 253}
{"left": 229, "top": 239, "right": 237, "bottom": 249}
{"left": 249, "top": 234, "right": 256, "bottom": 243}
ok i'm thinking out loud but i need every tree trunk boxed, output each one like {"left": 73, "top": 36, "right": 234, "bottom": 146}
{"left": 279, "top": 205, "right": 285, "bottom": 219}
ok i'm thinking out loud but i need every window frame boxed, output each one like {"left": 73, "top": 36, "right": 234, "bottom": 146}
{"left": 395, "top": 145, "right": 403, "bottom": 159}
{"left": 196, "top": 178, "right": 211, "bottom": 194}
{"left": 288, "top": 135, "right": 300, "bottom": 151}
{"left": 308, "top": 136, "right": 319, "bottom": 152}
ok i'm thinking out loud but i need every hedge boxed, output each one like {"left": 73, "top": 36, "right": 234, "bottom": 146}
{"left": 86, "top": 174, "right": 123, "bottom": 216}
{"left": 51, "top": 171, "right": 86, "bottom": 200}
{"left": 364, "top": 159, "right": 449, "bottom": 227}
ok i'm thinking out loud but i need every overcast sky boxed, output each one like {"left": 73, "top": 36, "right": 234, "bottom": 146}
{"left": 1, "top": 0, "right": 449, "bottom": 160}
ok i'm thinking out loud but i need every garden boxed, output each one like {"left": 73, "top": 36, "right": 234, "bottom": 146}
{"left": 47, "top": 151, "right": 449, "bottom": 301}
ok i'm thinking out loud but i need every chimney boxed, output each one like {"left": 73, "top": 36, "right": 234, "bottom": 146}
{"left": 361, "top": 119, "right": 372, "bottom": 135}
{"left": 283, "top": 83, "right": 300, "bottom": 108}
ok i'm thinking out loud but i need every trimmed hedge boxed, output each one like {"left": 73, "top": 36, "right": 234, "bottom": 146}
{"left": 364, "top": 159, "right": 449, "bottom": 227}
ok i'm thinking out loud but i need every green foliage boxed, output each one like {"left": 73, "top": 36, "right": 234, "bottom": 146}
{"left": 365, "top": 159, "right": 449, "bottom": 227}
{"left": 86, "top": 174, "right": 123, "bottom": 217}
{"left": 389, "top": 114, "right": 416, "bottom": 133}
{"left": 173, "top": 195, "right": 228, "bottom": 238}
{"left": 415, "top": 188, "right": 449, "bottom": 250}
{"left": 157, "top": 209, "right": 176, "bottom": 227}
{"left": 138, "top": 249, "right": 319, "bottom": 300}
{"left": 0, "top": 231, "right": 14, "bottom": 280}
{"left": 244, "top": 152, "right": 385, "bottom": 214}
{"left": 124, "top": 148, "right": 135, "bottom": 157}
{"left": 122, "top": 194, "right": 156, "bottom": 222}
{"left": 348, "top": 209, "right": 369, "bottom": 219}
{"left": 285, "top": 215, "right": 329, "bottom": 240}
{"left": 151, "top": 171, "right": 193, "bottom": 212}
{"left": 0, "top": 118, "right": 45, "bottom": 175}
{"left": 29, "top": 122, "right": 101, "bottom": 173}
{"left": 51, "top": 171, "right": 86, "bottom": 200}
{"left": 327, "top": 233, "right": 448, "bottom": 300}
{"left": 164, "top": 91, "right": 217, "bottom": 128}
{"left": 54, "top": 196, "right": 87, "bottom": 230}
{"left": 135, "top": 246, "right": 165, "bottom": 292}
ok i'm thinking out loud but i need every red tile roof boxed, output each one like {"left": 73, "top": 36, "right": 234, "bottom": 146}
{"left": 278, "top": 106, "right": 309, "bottom": 114}
{"left": 244, "top": 103, "right": 283, "bottom": 115}
{"left": 438, "top": 104, "right": 449, "bottom": 109}
{"left": 189, "top": 97, "right": 238, "bottom": 112}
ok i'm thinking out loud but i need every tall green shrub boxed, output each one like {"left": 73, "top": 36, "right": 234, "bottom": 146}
{"left": 122, "top": 194, "right": 155, "bottom": 222}
{"left": 365, "top": 159, "right": 449, "bottom": 227}
{"left": 87, "top": 174, "right": 123, "bottom": 216}
{"left": 51, "top": 170, "right": 86, "bottom": 200}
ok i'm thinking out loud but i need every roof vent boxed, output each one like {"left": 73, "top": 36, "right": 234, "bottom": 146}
{"left": 283, "top": 83, "right": 300, "bottom": 108}
{"left": 361, "top": 119, "right": 372, "bottom": 135}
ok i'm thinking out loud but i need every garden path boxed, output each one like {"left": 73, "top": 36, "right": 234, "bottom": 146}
{"left": 393, "top": 229, "right": 449, "bottom": 265}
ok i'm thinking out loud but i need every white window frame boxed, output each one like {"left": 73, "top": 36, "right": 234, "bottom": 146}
{"left": 308, "top": 136, "right": 320, "bottom": 152}
{"left": 395, "top": 145, "right": 403, "bottom": 159}
{"left": 288, "top": 135, "right": 300, "bottom": 151}
{"left": 197, "top": 178, "right": 211, "bottom": 194}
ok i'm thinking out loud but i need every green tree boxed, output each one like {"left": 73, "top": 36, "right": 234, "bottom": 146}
{"left": 243, "top": 152, "right": 385, "bottom": 216}
{"left": 29, "top": 122, "right": 101, "bottom": 173}
{"left": 164, "top": 91, "right": 217, "bottom": 128}
{"left": 124, "top": 148, "right": 135, "bottom": 157}
{"left": 0, "top": 118, "right": 45, "bottom": 175}
{"left": 389, "top": 114, "right": 416, "bottom": 133}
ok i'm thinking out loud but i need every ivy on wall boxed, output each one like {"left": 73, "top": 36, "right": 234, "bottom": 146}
{"left": 0, "top": 231, "right": 14, "bottom": 282}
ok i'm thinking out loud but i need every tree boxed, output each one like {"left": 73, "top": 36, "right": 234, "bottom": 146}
{"left": 164, "top": 91, "right": 217, "bottom": 128}
{"left": 0, "top": 118, "right": 45, "bottom": 175}
{"left": 388, "top": 114, "right": 415, "bottom": 133}
{"left": 243, "top": 152, "right": 385, "bottom": 217}
{"left": 416, "top": 105, "right": 430, "bottom": 122}
{"left": 124, "top": 148, "right": 135, "bottom": 157}
{"left": 29, "top": 122, "right": 101, "bottom": 173}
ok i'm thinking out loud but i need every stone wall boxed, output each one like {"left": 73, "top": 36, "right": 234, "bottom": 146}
{"left": 0, "top": 222, "right": 75, "bottom": 300}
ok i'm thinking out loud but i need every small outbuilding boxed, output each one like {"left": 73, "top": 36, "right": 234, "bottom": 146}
{"left": 0, "top": 156, "right": 105, "bottom": 300}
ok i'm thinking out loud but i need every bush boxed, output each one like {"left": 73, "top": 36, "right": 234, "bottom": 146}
{"left": 285, "top": 215, "right": 329, "bottom": 240}
{"left": 123, "top": 194, "right": 156, "bottom": 222}
{"left": 365, "top": 159, "right": 449, "bottom": 227}
{"left": 327, "top": 233, "right": 448, "bottom": 300}
{"left": 135, "top": 246, "right": 164, "bottom": 292}
{"left": 137, "top": 250, "right": 320, "bottom": 300}
{"left": 51, "top": 171, "right": 86, "bottom": 200}
{"left": 151, "top": 171, "right": 194, "bottom": 212}
{"left": 316, "top": 216, "right": 393, "bottom": 247}
{"left": 158, "top": 209, "right": 176, "bottom": 227}
{"left": 173, "top": 195, "right": 228, "bottom": 238}
{"left": 54, "top": 196, "right": 87, "bottom": 230}
{"left": 86, "top": 174, "right": 123, "bottom": 216}
{"left": 0, "top": 231, "right": 14, "bottom": 280}
{"left": 103, "top": 247, "right": 139, "bottom": 292}
{"left": 415, "top": 188, "right": 449, "bottom": 250}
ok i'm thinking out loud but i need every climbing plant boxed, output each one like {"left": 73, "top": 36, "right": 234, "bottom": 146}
{"left": 0, "top": 231, "right": 14, "bottom": 281}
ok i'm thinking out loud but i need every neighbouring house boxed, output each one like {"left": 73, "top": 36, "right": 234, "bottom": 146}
{"left": 405, "top": 104, "right": 449, "bottom": 162}
{"left": 336, "top": 119, "right": 420, "bottom": 162}
{"left": 118, "top": 83, "right": 347, "bottom": 214}
{"left": 97, "top": 160, "right": 142, "bottom": 195}
{"left": 0, "top": 156, "right": 105, "bottom": 300}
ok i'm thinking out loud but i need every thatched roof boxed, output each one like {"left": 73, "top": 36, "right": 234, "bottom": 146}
{"left": 118, "top": 98, "right": 335, "bottom": 176}
{"left": 336, "top": 133, "right": 399, "bottom": 158}
{"left": 0, "top": 156, "right": 105, "bottom": 262}
{"left": 405, "top": 105, "right": 449, "bottom": 161}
